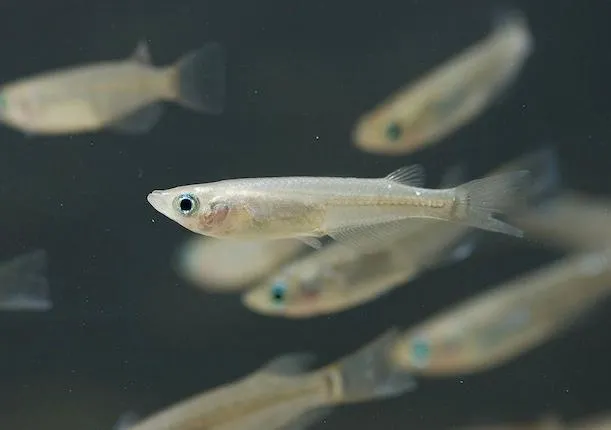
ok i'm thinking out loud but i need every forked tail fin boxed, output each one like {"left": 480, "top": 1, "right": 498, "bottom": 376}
{"left": 332, "top": 328, "right": 416, "bottom": 404}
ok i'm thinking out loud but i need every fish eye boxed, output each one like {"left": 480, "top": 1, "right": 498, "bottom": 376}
{"left": 410, "top": 337, "right": 430, "bottom": 368}
{"left": 270, "top": 281, "right": 288, "bottom": 304}
{"left": 385, "top": 122, "right": 402, "bottom": 142}
{"left": 174, "top": 193, "right": 199, "bottom": 216}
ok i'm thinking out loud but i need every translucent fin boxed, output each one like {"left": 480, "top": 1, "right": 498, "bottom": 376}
{"left": 384, "top": 165, "right": 425, "bottom": 187}
{"left": 439, "top": 164, "right": 466, "bottom": 188}
{"left": 113, "top": 411, "right": 140, "bottom": 430}
{"left": 174, "top": 42, "right": 226, "bottom": 114}
{"left": 492, "top": 7, "right": 528, "bottom": 33}
{"left": 297, "top": 237, "right": 323, "bottom": 249}
{"left": 491, "top": 146, "right": 562, "bottom": 210}
{"left": 260, "top": 353, "right": 317, "bottom": 376}
{"left": 327, "top": 219, "right": 428, "bottom": 253}
{"left": 455, "top": 170, "right": 531, "bottom": 237}
{"left": 109, "top": 103, "right": 163, "bottom": 134}
{"left": 283, "top": 407, "right": 332, "bottom": 430}
{"left": 130, "top": 40, "right": 151, "bottom": 64}
{"left": 0, "top": 249, "right": 52, "bottom": 312}
{"left": 336, "top": 328, "right": 416, "bottom": 404}
{"left": 437, "top": 237, "right": 477, "bottom": 266}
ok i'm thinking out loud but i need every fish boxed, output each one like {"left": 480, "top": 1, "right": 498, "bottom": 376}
{"left": 568, "top": 412, "right": 611, "bottom": 429}
{"left": 352, "top": 11, "right": 532, "bottom": 155}
{"left": 513, "top": 191, "right": 611, "bottom": 252}
{"left": 241, "top": 147, "right": 558, "bottom": 318}
{"left": 147, "top": 165, "right": 529, "bottom": 250}
{"left": 112, "top": 329, "right": 414, "bottom": 430}
{"left": 242, "top": 218, "right": 473, "bottom": 318}
{"left": 174, "top": 236, "right": 306, "bottom": 292}
{"left": 389, "top": 247, "right": 611, "bottom": 376}
{"left": 0, "top": 40, "right": 225, "bottom": 135}
{"left": 0, "top": 249, "right": 52, "bottom": 311}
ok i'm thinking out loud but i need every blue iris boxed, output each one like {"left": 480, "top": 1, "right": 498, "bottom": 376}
{"left": 410, "top": 337, "right": 431, "bottom": 368}
{"left": 270, "top": 281, "right": 288, "bottom": 304}
{"left": 385, "top": 122, "right": 402, "bottom": 142}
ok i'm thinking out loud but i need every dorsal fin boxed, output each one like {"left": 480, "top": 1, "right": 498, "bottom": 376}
{"left": 130, "top": 40, "right": 151, "bottom": 64}
{"left": 384, "top": 165, "right": 425, "bottom": 187}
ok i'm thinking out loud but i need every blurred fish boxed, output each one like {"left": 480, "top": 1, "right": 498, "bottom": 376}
{"left": 113, "top": 329, "right": 414, "bottom": 430}
{"left": 242, "top": 147, "right": 559, "bottom": 318}
{"left": 514, "top": 191, "right": 611, "bottom": 252}
{"left": 390, "top": 247, "right": 611, "bottom": 376}
{"left": 0, "top": 249, "right": 52, "bottom": 311}
{"left": 0, "top": 41, "right": 225, "bottom": 135}
{"left": 175, "top": 236, "right": 306, "bottom": 292}
{"left": 353, "top": 11, "right": 532, "bottom": 155}
{"left": 243, "top": 218, "right": 472, "bottom": 318}
{"left": 147, "top": 166, "right": 529, "bottom": 249}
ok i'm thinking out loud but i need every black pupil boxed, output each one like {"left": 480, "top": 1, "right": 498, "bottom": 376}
{"left": 180, "top": 197, "right": 193, "bottom": 212}
{"left": 272, "top": 286, "right": 285, "bottom": 301}
{"left": 386, "top": 122, "right": 402, "bottom": 141}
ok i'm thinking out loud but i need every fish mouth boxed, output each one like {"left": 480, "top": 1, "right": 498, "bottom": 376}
{"left": 147, "top": 190, "right": 177, "bottom": 220}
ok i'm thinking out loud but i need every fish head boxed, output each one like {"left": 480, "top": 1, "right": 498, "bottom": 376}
{"left": 0, "top": 84, "right": 42, "bottom": 132}
{"left": 352, "top": 101, "right": 429, "bottom": 155}
{"left": 242, "top": 263, "right": 344, "bottom": 318}
{"left": 147, "top": 184, "right": 244, "bottom": 236}
{"left": 390, "top": 328, "right": 469, "bottom": 374}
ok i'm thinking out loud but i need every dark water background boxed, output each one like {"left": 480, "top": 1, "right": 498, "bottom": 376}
{"left": 0, "top": 0, "right": 610, "bottom": 428}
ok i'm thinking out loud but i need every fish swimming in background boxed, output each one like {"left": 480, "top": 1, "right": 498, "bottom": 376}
{"left": 0, "top": 249, "right": 52, "bottom": 311}
{"left": 112, "top": 329, "right": 414, "bottom": 430}
{"left": 242, "top": 147, "right": 559, "bottom": 318}
{"left": 0, "top": 41, "right": 225, "bottom": 135}
{"left": 147, "top": 166, "right": 529, "bottom": 249}
{"left": 389, "top": 246, "right": 611, "bottom": 376}
{"left": 352, "top": 11, "right": 532, "bottom": 155}
{"left": 242, "top": 219, "right": 473, "bottom": 318}
{"left": 175, "top": 236, "right": 306, "bottom": 292}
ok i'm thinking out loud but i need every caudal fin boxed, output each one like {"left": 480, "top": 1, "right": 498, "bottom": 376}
{"left": 455, "top": 170, "right": 531, "bottom": 237}
{"left": 333, "top": 328, "right": 416, "bottom": 404}
{"left": 174, "top": 42, "right": 226, "bottom": 114}
{"left": 0, "top": 249, "right": 52, "bottom": 311}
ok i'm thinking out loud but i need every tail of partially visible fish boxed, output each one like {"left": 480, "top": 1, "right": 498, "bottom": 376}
{"left": 169, "top": 42, "right": 226, "bottom": 114}
{"left": 0, "top": 249, "right": 52, "bottom": 311}
{"left": 330, "top": 328, "right": 416, "bottom": 404}
{"left": 453, "top": 170, "right": 531, "bottom": 237}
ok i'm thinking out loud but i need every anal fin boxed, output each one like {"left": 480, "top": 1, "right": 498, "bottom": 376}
{"left": 109, "top": 103, "right": 163, "bottom": 134}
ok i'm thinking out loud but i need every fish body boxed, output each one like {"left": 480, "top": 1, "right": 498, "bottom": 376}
{"left": 119, "top": 329, "right": 413, "bottom": 430}
{"left": 147, "top": 166, "right": 528, "bottom": 248}
{"left": 353, "top": 11, "right": 532, "bottom": 155}
{"left": 243, "top": 219, "right": 471, "bottom": 318}
{"left": 390, "top": 248, "right": 611, "bottom": 375}
{"left": 0, "top": 41, "right": 225, "bottom": 135}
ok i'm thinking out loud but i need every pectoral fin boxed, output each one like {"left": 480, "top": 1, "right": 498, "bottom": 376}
{"left": 109, "top": 103, "right": 163, "bottom": 134}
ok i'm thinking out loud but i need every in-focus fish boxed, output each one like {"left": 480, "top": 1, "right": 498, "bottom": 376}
{"left": 0, "top": 41, "right": 225, "bottom": 135}
{"left": 147, "top": 166, "right": 529, "bottom": 249}
{"left": 0, "top": 249, "right": 52, "bottom": 311}
{"left": 390, "top": 247, "right": 611, "bottom": 376}
{"left": 352, "top": 11, "right": 532, "bottom": 155}
{"left": 175, "top": 236, "right": 306, "bottom": 291}
{"left": 242, "top": 148, "right": 557, "bottom": 318}
{"left": 113, "top": 329, "right": 414, "bottom": 430}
